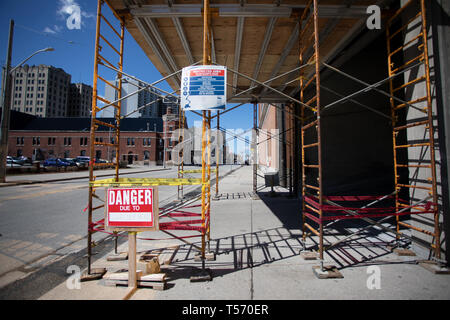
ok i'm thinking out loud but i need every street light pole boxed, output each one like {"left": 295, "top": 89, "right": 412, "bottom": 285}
{"left": 0, "top": 20, "right": 15, "bottom": 183}
{"left": 0, "top": 18, "right": 54, "bottom": 183}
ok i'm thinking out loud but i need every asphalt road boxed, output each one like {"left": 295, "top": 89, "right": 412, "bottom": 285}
{"left": 0, "top": 165, "right": 233, "bottom": 286}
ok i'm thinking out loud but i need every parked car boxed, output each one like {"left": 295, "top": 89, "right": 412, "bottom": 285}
{"left": 14, "top": 156, "right": 32, "bottom": 166}
{"left": 61, "top": 158, "right": 78, "bottom": 167}
{"left": 75, "top": 156, "right": 90, "bottom": 167}
{"left": 43, "top": 158, "right": 70, "bottom": 167}
{"left": 6, "top": 156, "right": 22, "bottom": 167}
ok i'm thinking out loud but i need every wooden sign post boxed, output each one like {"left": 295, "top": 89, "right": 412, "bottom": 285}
{"left": 128, "top": 231, "right": 137, "bottom": 289}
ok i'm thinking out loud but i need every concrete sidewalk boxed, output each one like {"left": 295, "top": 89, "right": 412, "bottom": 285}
{"left": 1, "top": 165, "right": 450, "bottom": 300}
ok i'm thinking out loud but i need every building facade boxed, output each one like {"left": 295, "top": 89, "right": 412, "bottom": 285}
{"left": 67, "top": 83, "right": 92, "bottom": 117}
{"left": 103, "top": 77, "right": 164, "bottom": 118}
{"left": 7, "top": 111, "right": 183, "bottom": 166}
{"left": 10, "top": 64, "right": 71, "bottom": 117}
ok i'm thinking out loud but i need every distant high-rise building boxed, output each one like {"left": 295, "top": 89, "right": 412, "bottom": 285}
{"left": 9, "top": 64, "right": 71, "bottom": 117}
{"left": 103, "top": 77, "right": 163, "bottom": 118}
{"left": 67, "top": 83, "right": 92, "bottom": 117}
{"left": 160, "top": 95, "right": 179, "bottom": 117}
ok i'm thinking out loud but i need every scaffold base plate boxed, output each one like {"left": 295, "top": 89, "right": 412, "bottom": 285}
{"left": 107, "top": 252, "right": 129, "bottom": 261}
{"left": 80, "top": 267, "right": 107, "bottom": 282}
{"left": 418, "top": 260, "right": 450, "bottom": 274}
{"left": 190, "top": 268, "right": 212, "bottom": 282}
{"left": 312, "top": 265, "right": 343, "bottom": 279}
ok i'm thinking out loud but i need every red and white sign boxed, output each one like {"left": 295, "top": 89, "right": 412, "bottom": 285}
{"left": 189, "top": 69, "right": 225, "bottom": 77}
{"left": 106, "top": 187, "right": 158, "bottom": 229}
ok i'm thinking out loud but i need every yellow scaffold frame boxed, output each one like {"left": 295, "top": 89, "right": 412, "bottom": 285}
{"left": 84, "top": 0, "right": 214, "bottom": 278}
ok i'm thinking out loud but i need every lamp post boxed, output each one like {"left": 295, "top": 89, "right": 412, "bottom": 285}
{"left": 0, "top": 19, "right": 54, "bottom": 183}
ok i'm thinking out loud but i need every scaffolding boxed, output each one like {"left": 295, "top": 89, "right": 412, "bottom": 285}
{"left": 386, "top": 0, "right": 440, "bottom": 259}
{"left": 86, "top": 0, "right": 125, "bottom": 276}
{"left": 299, "top": 0, "right": 442, "bottom": 273}
{"left": 83, "top": 0, "right": 213, "bottom": 280}
{"left": 82, "top": 0, "right": 444, "bottom": 283}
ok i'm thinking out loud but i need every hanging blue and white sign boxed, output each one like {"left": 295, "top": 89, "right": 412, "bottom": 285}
{"left": 181, "top": 65, "right": 227, "bottom": 111}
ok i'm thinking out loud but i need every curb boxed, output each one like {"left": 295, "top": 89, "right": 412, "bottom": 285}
{"left": 0, "top": 167, "right": 172, "bottom": 187}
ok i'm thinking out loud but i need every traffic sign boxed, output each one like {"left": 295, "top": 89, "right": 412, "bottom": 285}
{"left": 181, "top": 65, "right": 227, "bottom": 111}
{"left": 105, "top": 187, "right": 159, "bottom": 231}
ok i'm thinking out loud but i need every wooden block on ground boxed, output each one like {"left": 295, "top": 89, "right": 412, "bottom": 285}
{"left": 190, "top": 268, "right": 212, "bottom": 282}
{"left": 301, "top": 251, "right": 319, "bottom": 260}
{"left": 137, "top": 257, "right": 161, "bottom": 275}
{"left": 393, "top": 248, "right": 416, "bottom": 256}
{"left": 194, "top": 253, "right": 202, "bottom": 262}
{"left": 107, "top": 252, "right": 128, "bottom": 261}
{"left": 312, "top": 265, "right": 344, "bottom": 279}
{"left": 193, "top": 252, "right": 214, "bottom": 261}
{"left": 419, "top": 260, "right": 450, "bottom": 275}
{"left": 104, "top": 279, "right": 165, "bottom": 290}
{"left": 205, "top": 252, "right": 216, "bottom": 261}
{"left": 104, "top": 271, "right": 165, "bottom": 281}
{"left": 103, "top": 271, "right": 167, "bottom": 290}
{"left": 80, "top": 267, "right": 107, "bottom": 282}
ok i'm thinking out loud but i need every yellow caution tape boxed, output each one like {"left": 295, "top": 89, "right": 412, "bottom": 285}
{"left": 89, "top": 177, "right": 205, "bottom": 187}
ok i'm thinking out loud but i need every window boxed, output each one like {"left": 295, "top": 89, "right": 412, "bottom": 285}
{"left": 80, "top": 137, "right": 88, "bottom": 146}
{"left": 32, "top": 137, "right": 40, "bottom": 146}
{"left": 127, "top": 138, "right": 135, "bottom": 146}
{"left": 16, "top": 137, "right": 24, "bottom": 145}
{"left": 142, "top": 138, "right": 152, "bottom": 147}
{"left": 48, "top": 137, "right": 56, "bottom": 145}
{"left": 64, "top": 137, "right": 72, "bottom": 146}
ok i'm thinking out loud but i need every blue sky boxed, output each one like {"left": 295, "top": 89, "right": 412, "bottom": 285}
{"left": 0, "top": 0, "right": 254, "bottom": 139}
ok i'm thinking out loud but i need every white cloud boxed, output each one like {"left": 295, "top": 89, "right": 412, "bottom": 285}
{"left": 43, "top": 25, "right": 62, "bottom": 34}
{"left": 57, "top": 0, "right": 78, "bottom": 17}
{"left": 57, "top": 0, "right": 95, "bottom": 30}
{"left": 43, "top": 27, "right": 57, "bottom": 34}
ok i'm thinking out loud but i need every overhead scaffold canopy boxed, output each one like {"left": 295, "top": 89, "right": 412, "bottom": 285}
{"left": 83, "top": 0, "right": 444, "bottom": 284}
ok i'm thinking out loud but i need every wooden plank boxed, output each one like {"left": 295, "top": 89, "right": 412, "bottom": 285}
{"left": 105, "top": 279, "right": 166, "bottom": 291}
{"left": 104, "top": 271, "right": 166, "bottom": 282}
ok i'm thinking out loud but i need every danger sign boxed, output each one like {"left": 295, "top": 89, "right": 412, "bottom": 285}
{"left": 105, "top": 187, "right": 159, "bottom": 231}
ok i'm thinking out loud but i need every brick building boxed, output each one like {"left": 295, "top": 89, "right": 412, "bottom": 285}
{"left": 7, "top": 110, "right": 184, "bottom": 166}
